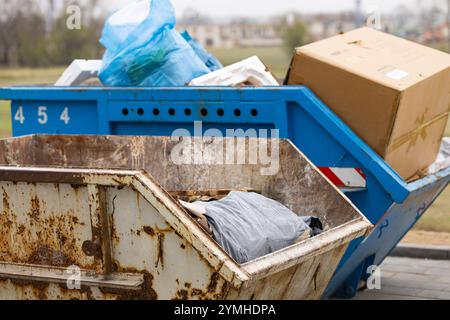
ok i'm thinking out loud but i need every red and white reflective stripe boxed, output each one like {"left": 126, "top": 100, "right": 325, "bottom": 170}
{"left": 318, "top": 167, "right": 367, "bottom": 188}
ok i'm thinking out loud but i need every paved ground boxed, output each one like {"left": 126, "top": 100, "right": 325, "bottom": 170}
{"left": 354, "top": 257, "right": 450, "bottom": 300}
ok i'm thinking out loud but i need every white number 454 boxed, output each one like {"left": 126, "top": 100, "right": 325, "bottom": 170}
{"left": 14, "top": 106, "right": 70, "bottom": 125}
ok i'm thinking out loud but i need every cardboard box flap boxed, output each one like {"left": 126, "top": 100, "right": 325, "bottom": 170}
{"left": 297, "top": 27, "right": 450, "bottom": 91}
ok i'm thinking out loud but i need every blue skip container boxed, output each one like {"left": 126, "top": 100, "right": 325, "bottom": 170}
{"left": 1, "top": 86, "right": 449, "bottom": 298}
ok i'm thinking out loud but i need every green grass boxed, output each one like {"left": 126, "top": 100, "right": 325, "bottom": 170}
{"left": 0, "top": 101, "right": 10, "bottom": 138}
{"left": 415, "top": 189, "right": 450, "bottom": 233}
{"left": 0, "top": 101, "right": 11, "bottom": 138}
{"left": 0, "top": 67, "right": 64, "bottom": 87}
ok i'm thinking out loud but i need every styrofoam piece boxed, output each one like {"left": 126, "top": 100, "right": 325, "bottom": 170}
{"left": 55, "top": 60, "right": 103, "bottom": 86}
{"left": 189, "top": 56, "right": 279, "bottom": 86}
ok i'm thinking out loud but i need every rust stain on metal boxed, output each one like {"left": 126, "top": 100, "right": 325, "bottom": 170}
{"left": 109, "top": 195, "right": 119, "bottom": 245}
{"left": 27, "top": 245, "right": 75, "bottom": 267}
{"left": 85, "top": 223, "right": 104, "bottom": 260}
{"left": 2, "top": 189, "right": 10, "bottom": 212}
{"left": 143, "top": 225, "right": 174, "bottom": 270}
{"left": 0, "top": 168, "right": 85, "bottom": 185}
{"left": 191, "top": 288, "right": 204, "bottom": 296}
{"left": 70, "top": 184, "right": 82, "bottom": 190}
{"left": 4, "top": 278, "right": 51, "bottom": 300}
{"left": 28, "top": 196, "right": 41, "bottom": 220}
{"left": 312, "top": 264, "right": 321, "bottom": 292}
{"left": 57, "top": 284, "right": 96, "bottom": 300}
{"left": 155, "top": 233, "right": 165, "bottom": 269}
{"left": 142, "top": 226, "right": 155, "bottom": 237}
{"left": 207, "top": 272, "right": 220, "bottom": 293}
{"left": 100, "top": 271, "right": 158, "bottom": 300}
{"left": 81, "top": 240, "right": 102, "bottom": 258}
{"left": 0, "top": 269, "right": 156, "bottom": 300}
{"left": 112, "top": 178, "right": 126, "bottom": 186}
{"left": 89, "top": 185, "right": 114, "bottom": 276}
{"left": 17, "top": 225, "right": 26, "bottom": 235}
{"left": 0, "top": 184, "right": 99, "bottom": 270}
{"left": 0, "top": 278, "right": 101, "bottom": 300}
{"left": 173, "top": 284, "right": 228, "bottom": 300}
{"left": 71, "top": 216, "right": 83, "bottom": 225}
{"left": 172, "top": 286, "right": 222, "bottom": 300}
{"left": 174, "top": 289, "right": 189, "bottom": 300}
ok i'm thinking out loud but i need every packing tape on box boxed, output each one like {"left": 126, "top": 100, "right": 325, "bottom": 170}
{"left": 387, "top": 111, "right": 450, "bottom": 153}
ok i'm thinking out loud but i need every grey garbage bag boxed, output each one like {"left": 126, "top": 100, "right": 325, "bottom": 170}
{"left": 199, "top": 192, "right": 322, "bottom": 264}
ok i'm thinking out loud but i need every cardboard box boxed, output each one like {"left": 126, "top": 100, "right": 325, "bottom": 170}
{"left": 286, "top": 27, "right": 450, "bottom": 180}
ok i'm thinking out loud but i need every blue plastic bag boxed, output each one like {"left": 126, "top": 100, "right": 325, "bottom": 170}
{"left": 181, "top": 31, "right": 223, "bottom": 72}
{"left": 99, "top": 0, "right": 210, "bottom": 86}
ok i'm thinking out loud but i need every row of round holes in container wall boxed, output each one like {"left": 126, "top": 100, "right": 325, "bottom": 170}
{"left": 121, "top": 107, "right": 259, "bottom": 117}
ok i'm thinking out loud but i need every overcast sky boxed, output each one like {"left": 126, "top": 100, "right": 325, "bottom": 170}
{"left": 110, "top": 0, "right": 443, "bottom": 18}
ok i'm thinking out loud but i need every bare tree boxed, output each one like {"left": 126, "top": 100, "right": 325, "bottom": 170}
{"left": 0, "top": 0, "right": 41, "bottom": 65}
{"left": 0, "top": 0, "right": 109, "bottom": 66}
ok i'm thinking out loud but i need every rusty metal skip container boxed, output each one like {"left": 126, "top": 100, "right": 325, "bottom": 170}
{"left": 0, "top": 135, "right": 371, "bottom": 300}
